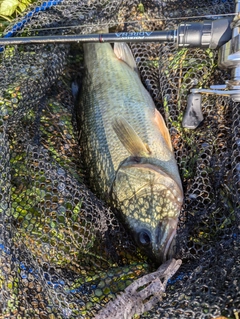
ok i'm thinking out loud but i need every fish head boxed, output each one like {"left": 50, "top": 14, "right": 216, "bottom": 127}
{"left": 111, "top": 158, "right": 183, "bottom": 263}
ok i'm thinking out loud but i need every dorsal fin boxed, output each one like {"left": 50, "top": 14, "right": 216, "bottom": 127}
{"left": 114, "top": 43, "right": 138, "bottom": 74}
{"left": 112, "top": 116, "right": 151, "bottom": 157}
{"left": 154, "top": 109, "right": 173, "bottom": 151}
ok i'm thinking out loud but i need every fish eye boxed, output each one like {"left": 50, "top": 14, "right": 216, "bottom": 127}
{"left": 138, "top": 230, "right": 151, "bottom": 246}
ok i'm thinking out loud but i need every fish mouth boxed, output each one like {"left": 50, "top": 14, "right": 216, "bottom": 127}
{"left": 131, "top": 218, "right": 179, "bottom": 264}
{"left": 162, "top": 227, "right": 177, "bottom": 261}
{"left": 153, "top": 218, "right": 178, "bottom": 263}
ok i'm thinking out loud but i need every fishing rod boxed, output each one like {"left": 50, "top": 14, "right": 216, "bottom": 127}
{"left": 0, "top": 18, "right": 232, "bottom": 49}
{"left": 0, "top": 0, "right": 239, "bottom": 129}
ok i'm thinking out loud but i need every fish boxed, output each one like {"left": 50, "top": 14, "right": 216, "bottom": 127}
{"left": 78, "top": 41, "right": 183, "bottom": 263}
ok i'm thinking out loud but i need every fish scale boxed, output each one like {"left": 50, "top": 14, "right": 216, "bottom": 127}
{"left": 78, "top": 42, "right": 183, "bottom": 262}
{"left": 80, "top": 43, "right": 176, "bottom": 181}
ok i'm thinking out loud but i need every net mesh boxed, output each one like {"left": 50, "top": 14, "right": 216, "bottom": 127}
{"left": 0, "top": 0, "right": 239, "bottom": 318}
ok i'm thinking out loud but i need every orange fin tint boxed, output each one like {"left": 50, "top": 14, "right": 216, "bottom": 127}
{"left": 154, "top": 109, "right": 173, "bottom": 151}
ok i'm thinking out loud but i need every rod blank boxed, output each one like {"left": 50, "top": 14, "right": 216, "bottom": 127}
{"left": 0, "top": 30, "right": 175, "bottom": 46}
{"left": 0, "top": 19, "right": 232, "bottom": 49}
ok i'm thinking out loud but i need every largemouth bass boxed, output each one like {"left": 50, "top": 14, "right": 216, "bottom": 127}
{"left": 78, "top": 42, "right": 183, "bottom": 263}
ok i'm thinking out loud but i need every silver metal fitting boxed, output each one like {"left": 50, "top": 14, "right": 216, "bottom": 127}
{"left": 183, "top": 0, "right": 240, "bottom": 128}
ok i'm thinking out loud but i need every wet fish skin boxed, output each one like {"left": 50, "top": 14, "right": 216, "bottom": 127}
{"left": 78, "top": 42, "right": 183, "bottom": 263}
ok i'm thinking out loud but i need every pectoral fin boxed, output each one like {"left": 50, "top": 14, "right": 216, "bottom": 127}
{"left": 154, "top": 109, "right": 173, "bottom": 151}
{"left": 114, "top": 43, "right": 139, "bottom": 74}
{"left": 112, "top": 116, "right": 151, "bottom": 156}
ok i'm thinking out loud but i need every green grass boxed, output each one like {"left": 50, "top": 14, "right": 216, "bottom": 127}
{"left": 0, "top": 0, "right": 38, "bottom": 35}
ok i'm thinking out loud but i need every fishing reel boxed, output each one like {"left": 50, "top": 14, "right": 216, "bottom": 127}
{"left": 0, "top": 0, "right": 239, "bottom": 129}
{"left": 182, "top": 0, "right": 240, "bottom": 128}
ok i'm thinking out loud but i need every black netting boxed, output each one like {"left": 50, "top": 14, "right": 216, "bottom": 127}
{"left": 0, "top": 0, "right": 239, "bottom": 318}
